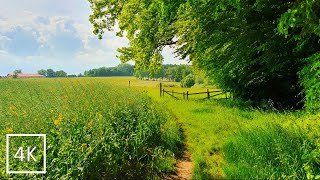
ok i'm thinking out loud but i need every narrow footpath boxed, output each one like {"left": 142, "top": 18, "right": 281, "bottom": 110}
{"left": 166, "top": 151, "right": 193, "bottom": 180}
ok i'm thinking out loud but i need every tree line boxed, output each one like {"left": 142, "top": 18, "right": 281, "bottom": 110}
{"left": 84, "top": 64, "right": 134, "bottom": 77}
{"left": 37, "top": 69, "right": 70, "bottom": 77}
{"left": 18, "top": 64, "right": 195, "bottom": 84}
{"left": 134, "top": 64, "right": 192, "bottom": 81}
{"left": 83, "top": 64, "right": 197, "bottom": 87}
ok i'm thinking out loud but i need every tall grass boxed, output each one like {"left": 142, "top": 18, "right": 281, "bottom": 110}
{"left": 0, "top": 78, "right": 182, "bottom": 179}
{"left": 146, "top": 90, "right": 320, "bottom": 179}
{"left": 223, "top": 123, "right": 320, "bottom": 179}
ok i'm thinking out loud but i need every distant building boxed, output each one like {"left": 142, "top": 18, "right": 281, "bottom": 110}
{"left": 6, "top": 73, "right": 45, "bottom": 78}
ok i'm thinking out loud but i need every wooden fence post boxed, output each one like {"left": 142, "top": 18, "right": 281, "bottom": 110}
{"left": 129, "top": 80, "right": 130, "bottom": 88}
{"left": 162, "top": 89, "right": 165, "bottom": 97}
{"left": 160, "top": 83, "right": 162, "bottom": 97}
{"left": 207, "top": 89, "right": 210, "bottom": 99}
{"left": 187, "top": 91, "right": 189, "bottom": 100}
{"left": 183, "top": 92, "right": 185, "bottom": 99}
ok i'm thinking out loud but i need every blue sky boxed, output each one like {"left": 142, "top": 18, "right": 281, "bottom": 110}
{"left": 0, "top": 0, "right": 188, "bottom": 76}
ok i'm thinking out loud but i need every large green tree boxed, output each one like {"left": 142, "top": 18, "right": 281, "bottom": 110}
{"left": 88, "top": 0, "right": 320, "bottom": 109}
{"left": 55, "top": 70, "right": 67, "bottom": 77}
{"left": 46, "top": 69, "right": 56, "bottom": 77}
{"left": 38, "top": 69, "right": 47, "bottom": 76}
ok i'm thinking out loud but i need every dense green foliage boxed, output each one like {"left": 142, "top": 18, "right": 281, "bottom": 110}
{"left": 13, "top": 69, "right": 22, "bottom": 74}
{"left": 88, "top": 0, "right": 320, "bottom": 109}
{"left": 0, "top": 78, "right": 181, "bottom": 179}
{"left": 84, "top": 63, "right": 134, "bottom": 77}
{"left": 180, "top": 74, "right": 195, "bottom": 88}
{"left": 38, "top": 69, "right": 67, "bottom": 77}
{"left": 134, "top": 64, "right": 192, "bottom": 82}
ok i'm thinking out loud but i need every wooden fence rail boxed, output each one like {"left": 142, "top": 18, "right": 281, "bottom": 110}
{"left": 159, "top": 83, "right": 231, "bottom": 100}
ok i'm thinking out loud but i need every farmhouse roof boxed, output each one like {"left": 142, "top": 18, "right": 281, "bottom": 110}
{"left": 7, "top": 73, "right": 45, "bottom": 78}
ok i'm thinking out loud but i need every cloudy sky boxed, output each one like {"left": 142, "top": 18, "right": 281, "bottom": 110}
{"left": 0, "top": 0, "right": 187, "bottom": 76}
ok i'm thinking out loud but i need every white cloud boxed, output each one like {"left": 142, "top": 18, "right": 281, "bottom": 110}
{"left": 0, "top": 35, "right": 11, "bottom": 49}
{"left": 0, "top": 50, "right": 9, "bottom": 58}
{"left": 0, "top": 1, "right": 185, "bottom": 76}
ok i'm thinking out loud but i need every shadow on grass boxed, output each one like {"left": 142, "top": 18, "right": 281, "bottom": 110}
{"left": 206, "top": 98, "right": 300, "bottom": 114}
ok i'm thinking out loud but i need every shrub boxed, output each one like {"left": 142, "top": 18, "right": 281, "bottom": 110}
{"left": 181, "top": 74, "right": 195, "bottom": 88}
{"left": 299, "top": 53, "right": 320, "bottom": 112}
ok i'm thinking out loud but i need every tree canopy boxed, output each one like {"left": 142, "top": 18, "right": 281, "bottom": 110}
{"left": 88, "top": 0, "right": 320, "bottom": 109}
{"left": 134, "top": 64, "right": 192, "bottom": 81}
{"left": 84, "top": 63, "right": 134, "bottom": 77}
{"left": 38, "top": 69, "right": 68, "bottom": 77}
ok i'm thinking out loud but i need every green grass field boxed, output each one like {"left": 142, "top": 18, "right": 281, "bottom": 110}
{"left": 1, "top": 77, "right": 319, "bottom": 179}
{"left": 107, "top": 77, "right": 320, "bottom": 179}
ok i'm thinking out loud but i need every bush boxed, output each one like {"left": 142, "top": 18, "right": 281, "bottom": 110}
{"left": 195, "top": 76, "right": 204, "bottom": 84}
{"left": 299, "top": 53, "right": 320, "bottom": 112}
{"left": 181, "top": 74, "right": 195, "bottom": 88}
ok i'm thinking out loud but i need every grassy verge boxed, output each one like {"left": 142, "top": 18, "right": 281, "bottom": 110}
{"left": 159, "top": 98, "right": 320, "bottom": 179}
{"left": 223, "top": 122, "right": 319, "bottom": 179}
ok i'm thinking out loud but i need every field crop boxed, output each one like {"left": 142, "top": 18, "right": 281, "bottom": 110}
{"left": 0, "top": 78, "right": 181, "bottom": 179}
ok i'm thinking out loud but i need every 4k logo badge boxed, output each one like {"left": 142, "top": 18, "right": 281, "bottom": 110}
{"left": 6, "top": 134, "right": 46, "bottom": 174}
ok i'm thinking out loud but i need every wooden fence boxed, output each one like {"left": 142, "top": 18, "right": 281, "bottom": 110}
{"left": 159, "top": 83, "right": 231, "bottom": 100}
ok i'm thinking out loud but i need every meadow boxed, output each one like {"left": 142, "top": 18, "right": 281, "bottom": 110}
{"left": 0, "top": 78, "right": 181, "bottom": 179}
{"left": 105, "top": 77, "right": 320, "bottom": 179}
{"left": 0, "top": 77, "right": 319, "bottom": 179}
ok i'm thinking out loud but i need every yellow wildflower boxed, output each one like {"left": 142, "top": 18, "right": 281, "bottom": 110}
{"left": 21, "top": 111, "right": 27, "bottom": 116}
{"left": 80, "top": 143, "right": 88, "bottom": 150}
{"left": 6, "top": 128, "right": 13, "bottom": 134}
{"left": 9, "top": 104, "right": 18, "bottom": 116}
{"left": 9, "top": 104, "right": 16, "bottom": 112}
{"left": 86, "top": 120, "right": 93, "bottom": 128}
{"left": 53, "top": 113, "right": 64, "bottom": 126}
{"left": 53, "top": 119, "right": 61, "bottom": 126}
{"left": 96, "top": 112, "right": 103, "bottom": 120}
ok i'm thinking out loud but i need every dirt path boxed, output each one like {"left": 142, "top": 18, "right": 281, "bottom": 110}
{"left": 165, "top": 151, "right": 193, "bottom": 180}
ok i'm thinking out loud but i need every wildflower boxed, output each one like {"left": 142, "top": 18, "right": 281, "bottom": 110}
{"left": 9, "top": 104, "right": 18, "bottom": 116}
{"left": 21, "top": 111, "right": 27, "bottom": 116}
{"left": 80, "top": 143, "right": 88, "bottom": 150}
{"left": 9, "top": 104, "right": 16, "bottom": 112}
{"left": 53, "top": 113, "right": 64, "bottom": 126}
{"left": 96, "top": 112, "right": 103, "bottom": 120}
{"left": 86, "top": 120, "right": 93, "bottom": 128}
{"left": 6, "top": 128, "right": 13, "bottom": 134}
{"left": 53, "top": 119, "right": 61, "bottom": 126}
